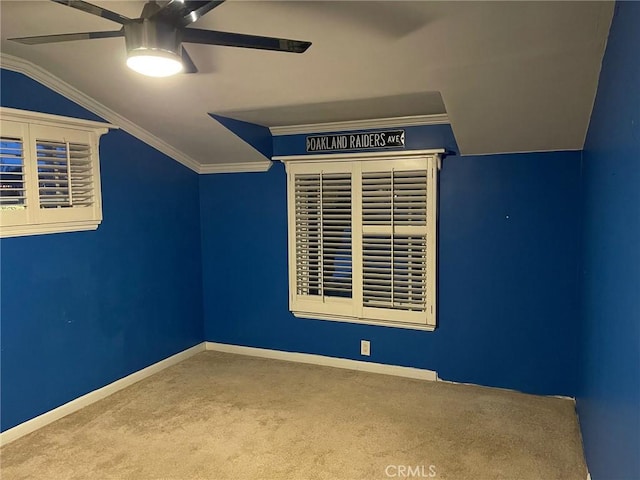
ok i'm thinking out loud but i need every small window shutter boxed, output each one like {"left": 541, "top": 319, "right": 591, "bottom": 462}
{"left": 362, "top": 169, "right": 429, "bottom": 316}
{"left": 0, "top": 136, "right": 26, "bottom": 208}
{"left": 1, "top": 108, "right": 111, "bottom": 238}
{"left": 294, "top": 172, "right": 352, "bottom": 299}
{"left": 36, "top": 140, "right": 94, "bottom": 209}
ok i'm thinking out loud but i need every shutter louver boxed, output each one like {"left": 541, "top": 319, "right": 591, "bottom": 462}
{"left": 362, "top": 170, "right": 428, "bottom": 312}
{"left": 362, "top": 235, "right": 427, "bottom": 311}
{"left": 37, "top": 140, "right": 93, "bottom": 209}
{"left": 393, "top": 171, "right": 427, "bottom": 226}
{"left": 0, "top": 136, "right": 26, "bottom": 208}
{"left": 321, "top": 173, "right": 352, "bottom": 298}
{"left": 295, "top": 172, "right": 352, "bottom": 299}
{"left": 295, "top": 174, "right": 322, "bottom": 296}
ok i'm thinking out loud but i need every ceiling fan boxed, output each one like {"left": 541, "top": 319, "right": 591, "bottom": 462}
{"left": 9, "top": 0, "right": 312, "bottom": 77}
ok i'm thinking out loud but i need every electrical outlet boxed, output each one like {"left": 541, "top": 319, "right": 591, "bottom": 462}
{"left": 361, "top": 340, "right": 371, "bottom": 356}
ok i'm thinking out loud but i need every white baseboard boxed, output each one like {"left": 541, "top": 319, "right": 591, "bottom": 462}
{"left": 0, "top": 342, "right": 206, "bottom": 446}
{"left": 205, "top": 342, "right": 438, "bottom": 381}
{"left": 2, "top": 342, "right": 435, "bottom": 445}
{"left": 437, "top": 378, "right": 576, "bottom": 403}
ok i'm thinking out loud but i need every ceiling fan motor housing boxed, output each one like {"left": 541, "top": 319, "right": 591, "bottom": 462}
{"left": 124, "top": 19, "right": 182, "bottom": 59}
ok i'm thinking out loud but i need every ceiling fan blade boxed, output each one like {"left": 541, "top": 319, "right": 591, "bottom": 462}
{"left": 50, "top": 0, "right": 131, "bottom": 25}
{"left": 9, "top": 30, "right": 124, "bottom": 45}
{"left": 181, "top": 47, "right": 198, "bottom": 74}
{"left": 150, "top": 1, "right": 225, "bottom": 27}
{"left": 182, "top": 28, "right": 311, "bottom": 54}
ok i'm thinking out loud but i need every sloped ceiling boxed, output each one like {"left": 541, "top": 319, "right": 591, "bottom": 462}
{"left": 0, "top": 1, "right": 613, "bottom": 172}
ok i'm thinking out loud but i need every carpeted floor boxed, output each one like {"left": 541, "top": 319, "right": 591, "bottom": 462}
{"left": 1, "top": 351, "right": 587, "bottom": 480}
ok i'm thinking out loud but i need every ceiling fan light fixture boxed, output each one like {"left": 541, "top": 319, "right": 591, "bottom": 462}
{"left": 126, "top": 49, "right": 183, "bottom": 77}
{"left": 10, "top": 1, "right": 312, "bottom": 79}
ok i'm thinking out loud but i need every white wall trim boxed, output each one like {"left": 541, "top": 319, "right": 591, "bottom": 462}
{"left": 437, "top": 377, "right": 576, "bottom": 404}
{"left": 0, "top": 342, "right": 206, "bottom": 446}
{"left": 269, "top": 114, "right": 450, "bottom": 136}
{"left": 205, "top": 342, "right": 438, "bottom": 381}
{"left": 290, "top": 310, "right": 436, "bottom": 331}
{"left": 0, "top": 106, "right": 115, "bottom": 131}
{"left": 198, "top": 160, "right": 273, "bottom": 174}
{"left": 0, "top": 341, "right": 575, "bottom": 447}
{"left": 0, "top": 219, "right": 100, "bottom": 238}
{"left": 0, "top": 54, "right": 201, "bottom": 173}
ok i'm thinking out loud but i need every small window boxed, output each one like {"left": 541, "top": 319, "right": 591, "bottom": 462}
{"left": 0, "top": 137, "right": 26, "bottom": 209}
{"left": 279, "top": 150, "right": 442, "bottom": 331}
{"left": 0, "top": 107, "right": 113, "bottom": 238}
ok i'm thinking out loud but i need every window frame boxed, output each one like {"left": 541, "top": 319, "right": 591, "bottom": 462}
{"left": 276, "top": 149, "right": 443, "bottom": 331}
{"left": 0, "top": 107, "right": 114, "bottom": 238}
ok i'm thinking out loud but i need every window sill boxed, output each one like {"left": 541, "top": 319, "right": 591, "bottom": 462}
{"left": 291, "top": 310, "right": 436, "bottom": 331}
{"left": 0, "top": 219, "right": 101, "bottom": 238}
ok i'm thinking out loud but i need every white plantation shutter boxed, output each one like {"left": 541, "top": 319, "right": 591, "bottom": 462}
{"left": 0, "top": 136, "right": 26, "bottom": 208}
{"left": 295, "top": 172, "right": 352, "bottom": 298}
{"left": 284, "top": 151, "right": 440, "bottom": 330}
{"left": 361, "top": 169, "right": 431, "bottom": 324}
{"left": 362, "top": 234, "right": 426, "bottom": 311}
{"left": 36, "top": 140, "right": 94, "bottom": 209}
{"left": 0, "top": 108, "right": 111, "bottom": 238}
{"left": 321, "top": 173, "right": 352, "bottom": 298}
{"left": 0, "top": 119, "right": 30, "bottom": 228}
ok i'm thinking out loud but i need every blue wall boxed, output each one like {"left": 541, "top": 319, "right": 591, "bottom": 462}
{"left": 4, "top": 9, "right": 638, "bottom": 476}
{"left": 577, "top": 2, "right": 640, "bottom": 479}
{"left": 210, "top": 114, "right": 273, "bottom": 159}
{"left": 0, "top": 70, "right": 204, "bottom": 431}
{"left": 201, "top": 122, "right": 583, "bottom": 396}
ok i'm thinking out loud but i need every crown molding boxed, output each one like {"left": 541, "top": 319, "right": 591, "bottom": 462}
{"left": 0, "top": 106, "right": 116, "bottom": 133}
{"left": 0, "top": 54, "right": 201, "bottom": 173}
{"left": 269, "top": 114, "right": 450, "bottom": 136}
{"left": 198, "top": 160, "right": 273, "bottom": 174}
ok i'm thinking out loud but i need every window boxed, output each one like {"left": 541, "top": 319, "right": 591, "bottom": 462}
{"left": 279, "top": 150, "right": 442, "bottom": 331}
{"left": 0, "top": 107, "right": 113, "bottom": 238}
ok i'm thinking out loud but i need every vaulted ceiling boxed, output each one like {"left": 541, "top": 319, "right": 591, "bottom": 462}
{"left": 0, "top": 1, "right": 614, "bottom": 172}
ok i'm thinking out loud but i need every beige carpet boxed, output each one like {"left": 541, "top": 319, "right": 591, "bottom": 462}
{"left": 1, "top": 351, "right": 586, "bottom": 480}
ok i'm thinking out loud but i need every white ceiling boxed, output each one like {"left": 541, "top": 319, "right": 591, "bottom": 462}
{"left": 0, "top": 1, "right": 613, "bottom": 172}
